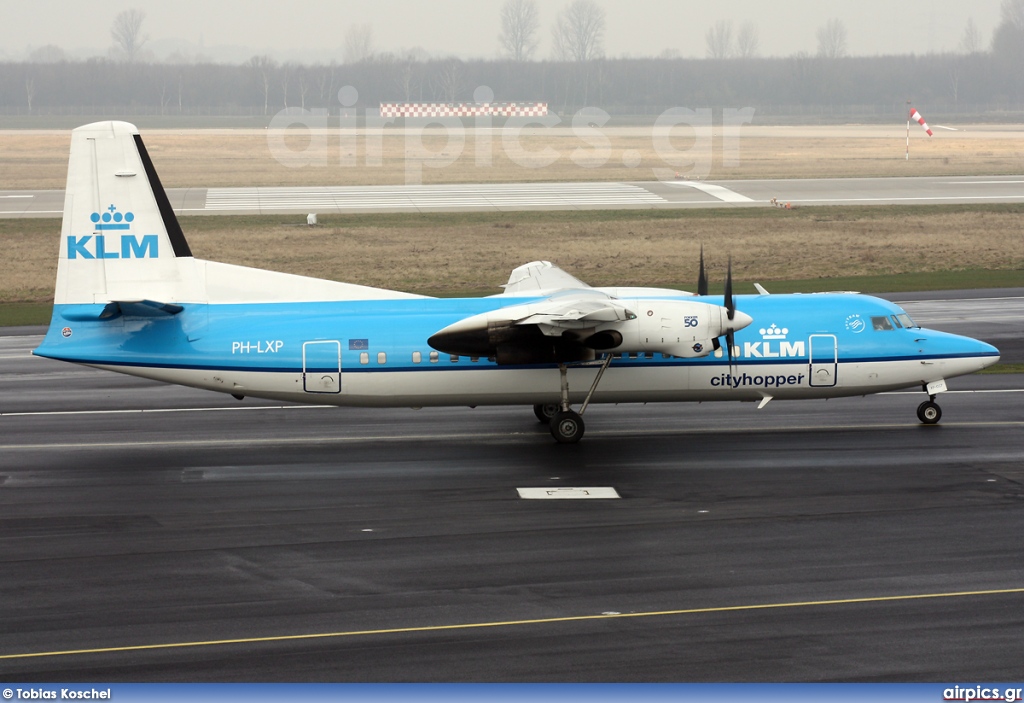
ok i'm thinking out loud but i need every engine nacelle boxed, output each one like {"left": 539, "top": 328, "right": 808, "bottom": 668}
{"left": 598, "top": 299, "right": 749, "bottom": 357}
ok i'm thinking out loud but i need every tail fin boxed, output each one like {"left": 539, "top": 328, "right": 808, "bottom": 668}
{"left": 57, "top": 121, "right": 203, "bottom": 305}
{"left": 55, "top": 120, "right": 424, "bottom": 308}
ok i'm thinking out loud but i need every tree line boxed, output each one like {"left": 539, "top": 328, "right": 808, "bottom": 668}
{"left": 4, "top": 50, "right": 1022, "bottom": 118}
{"left": 4, "top": 0, "right": 1023, "bottom": 118}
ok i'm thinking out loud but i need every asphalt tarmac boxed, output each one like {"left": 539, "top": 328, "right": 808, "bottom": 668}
{"left": 1, "top": 293, "right": 1022, "bottom": 681}
{"left": 2, "top": 175, "right": 1023, "bottom": 217}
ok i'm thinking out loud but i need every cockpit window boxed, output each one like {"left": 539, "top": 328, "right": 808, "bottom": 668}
{"left": 896, "top": 312, "right": 917, "bottom": 329}
{"left": 871, "top": 316, "right": 894, "bottom": 331}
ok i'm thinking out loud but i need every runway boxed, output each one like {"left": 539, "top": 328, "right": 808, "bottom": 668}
{"left": 2, "top": 174, "right": 1023, "bottom": 217}
{"left": 1, "top": 292, "right": 1022, "bottom": 681}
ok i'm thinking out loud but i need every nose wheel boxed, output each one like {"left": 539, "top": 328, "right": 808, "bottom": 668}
{"left": 917, "top": 399, "right": 942, "bottom": 424}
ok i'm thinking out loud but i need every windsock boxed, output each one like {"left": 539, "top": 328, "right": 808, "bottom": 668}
{"left": 910, "top": 108, "right": 933, "bottom": 136}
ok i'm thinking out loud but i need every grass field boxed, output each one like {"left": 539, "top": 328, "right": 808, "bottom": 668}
{"left": 2, "top": 124, "right": 1023, "bottom": 190}
{"left": 4, "top": 205, "right": 1022, "bottom": 310}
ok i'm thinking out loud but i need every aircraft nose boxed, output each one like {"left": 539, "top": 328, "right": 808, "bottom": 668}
{"left": 973, "top": 338, "right": 1000, "bottom": 368}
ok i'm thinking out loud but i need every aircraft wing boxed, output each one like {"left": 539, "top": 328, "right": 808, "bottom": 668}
{"left": 514, "top": 293, "right": 636, "bottom": 330}
{"left": 430, "top": 262, "right": 752, "bottom": 365}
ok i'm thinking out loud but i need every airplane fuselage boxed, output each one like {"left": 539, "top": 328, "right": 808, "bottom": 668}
{"left": 36, "top": 292, "right": 998, "bottom": 408}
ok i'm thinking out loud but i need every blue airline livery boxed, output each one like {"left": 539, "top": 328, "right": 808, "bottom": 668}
{"left": 34, "top": 121, "right": 1000, "bottom": 443}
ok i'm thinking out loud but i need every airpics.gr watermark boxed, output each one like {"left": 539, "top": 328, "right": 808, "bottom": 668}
{"left": 266, "top": 85, "right": 755, "bottom": 184}
{"left": 943, "top": 686, "right": 1024, "bottom": 702}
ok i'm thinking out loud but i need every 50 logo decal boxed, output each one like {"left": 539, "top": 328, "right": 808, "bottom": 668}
{"left": 683, "top": 316, "right": 699, "bottom": 328}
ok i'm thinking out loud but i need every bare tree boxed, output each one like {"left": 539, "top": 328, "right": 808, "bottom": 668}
{"left": 705, "top": 20, "right": 733, "bottom": 59}
{"left": 959, "top": 17, "right": 982, "bottom": 53}
{"left": 25, "top": 76, "right": 34, "bottom": 113}
{"left": 551, "top": 0, "right": 605, "bottom": 62}
{"left": 343, "top": 24, "right": 374, "bottom": 64}
{"left": 992, "top": 0, "right": 1024, "bottom": 67}
{"left": 816, "top": 18, "right": 848, "bottom": 59}
{"left": 280, "top": 63, "right": 293, "bottom": 108}
{"left": 296, "top": 67, "right": 311, "bottom": 109}
{"left": 499, "top": 0, "right": 540, "bottom": 61}
{"left": 315, "top": 63, "right": 338, "bottom": 107}
{"left": 735, "top": 21, "right": 760, "bottom": 59}
{"left": 110, "top": 8, "right": 148, "bottom": 62}
{"left": 246, "top": 55, "right": 276, "bottom": 115}
{"left": 432, "top": 59, "right": 468, "bottom": 102}
{"left": 394, "top": 59, "right": 417, "bottom": 101}
{"left": 1002, "top": 0, "right": 1024, "bottom": 28}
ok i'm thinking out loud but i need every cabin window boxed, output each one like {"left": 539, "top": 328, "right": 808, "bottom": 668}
{"left": 429, "top": 351, "right": 439, "bottom": 363}
{"left": 487, "top": 356, "right": 495, "bottom": 363}
{"left": 628, "top": 352, "right": 638, "bottom": 359}
{"left": 359, "top": 352, "right": 369, "bottom": 365}
{"left": 450, "top": 354, "right": 459, "bottom": 363}
{"left": 470, "top": 356, "right": 479, "bottom": 362}
{"left": 377, "top": 352, "right": 387, "bottom": 364}
{"left": 412, "top": 351, "right": 422, "bottom": 364}
{"left": 871, "top": 316, "right": 894, "bottom": 331}
{"left": 896, "top": 313, "right": 918, "bottom": 329}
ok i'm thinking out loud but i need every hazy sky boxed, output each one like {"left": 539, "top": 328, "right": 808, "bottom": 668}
{"left": 0, "top": 0, "right": 1004, "bottom": 62}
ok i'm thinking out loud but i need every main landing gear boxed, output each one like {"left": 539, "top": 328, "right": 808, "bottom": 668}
{"left": 917, "top": 397, "right": 942, "bottom": 424}
{"left": 534, "top": 356, "right": 614, "bottom": 444}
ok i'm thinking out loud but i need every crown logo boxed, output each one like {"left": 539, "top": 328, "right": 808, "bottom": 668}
{"left": 90, "top": 204, "right": 135, "bottom": 231}
{"left": 760, "top": 323, "right": 788, "bottom": 340}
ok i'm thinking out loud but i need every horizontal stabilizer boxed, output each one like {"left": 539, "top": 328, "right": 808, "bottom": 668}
{"left": 57, "top": 299, "right": 183, "bottom": 321}
{"left": 115, "top": 300, "right": 185, "bottom": 317}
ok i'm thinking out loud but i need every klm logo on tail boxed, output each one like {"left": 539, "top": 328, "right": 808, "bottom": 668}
{"left": 66, "top": 206, "right": 158, "bottom": 260}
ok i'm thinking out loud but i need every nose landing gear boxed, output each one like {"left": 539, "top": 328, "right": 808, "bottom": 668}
{"left": 917, "top": 398, "right": 942, "bottom": 424}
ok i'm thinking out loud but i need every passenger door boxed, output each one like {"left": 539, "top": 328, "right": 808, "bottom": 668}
{"left": 808, "top": 334, "right": 837, "bottom": 388}
{"left": 302, "top": 340, "right": 341, "bottom": 393}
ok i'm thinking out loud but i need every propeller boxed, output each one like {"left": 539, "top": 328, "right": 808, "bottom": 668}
{"left": 724, "top": 256, "right": 736, "bottom": 371}
{"left": 697, "top": 244, "right": 708, "bottom": 296}
{"left": 697, "top": 251, "right": 748, "bottom": 372}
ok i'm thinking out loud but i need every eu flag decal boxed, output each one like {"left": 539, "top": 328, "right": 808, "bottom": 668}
{"left": 348, "top": 339, "right": 369, "bottom": 350}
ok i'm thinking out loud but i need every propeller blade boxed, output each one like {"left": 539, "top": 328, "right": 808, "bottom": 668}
{"left": 697, "top": 245, "right": 708, "bottom": 296}
{"left": 724, "top": 256, "right": 735, "bottom": 321}
{"left": 726, "top": 330, "right": 736, "bottom": 373}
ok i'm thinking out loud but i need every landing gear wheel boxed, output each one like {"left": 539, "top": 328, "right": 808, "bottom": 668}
{"left": 533, "top": 402, "right": 560, "bottom": 424}
{"left": 550, "top": 410, "right": 585, "bottom": 444}
{"left": 917, "top": 400, "right": 942, "bottom": 424}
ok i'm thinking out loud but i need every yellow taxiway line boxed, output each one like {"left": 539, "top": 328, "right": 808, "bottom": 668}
{"left": 3, "top": 586, "right": 1023, "bottom": 661}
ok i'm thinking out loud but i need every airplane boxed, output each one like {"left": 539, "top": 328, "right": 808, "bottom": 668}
{"left": 33, "top": 121, "right": 1000, "bottom": 443}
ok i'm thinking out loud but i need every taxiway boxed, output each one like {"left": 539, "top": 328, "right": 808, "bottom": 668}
{"left": 2, "top": 175, "right": 1022, "bottom": 217}
{"left": 1, "top": 292, "right": 1021, "bottom": 680}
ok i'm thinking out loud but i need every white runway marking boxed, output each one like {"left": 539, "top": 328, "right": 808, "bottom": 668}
{"left": 666, "top": 181, "right": 754, "bottom": 202}
{"left": 787, "top": 195, "right": 1024, "bottom": 204}
{"left": 0, "top": 195, "right": 32, "bottom": 198}
{"left": 517, "top": 487, "right": 621, "bottom": 499}
{"left": 203, "top": 182, "right": 666, "bottom": 211}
